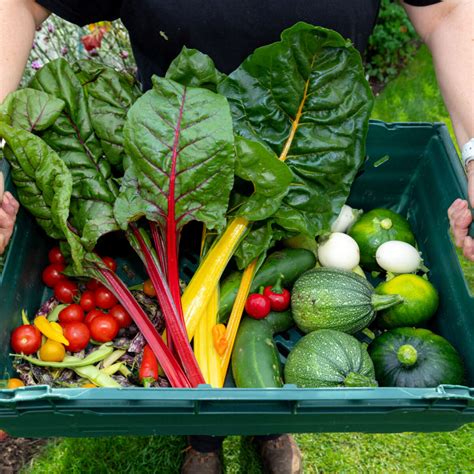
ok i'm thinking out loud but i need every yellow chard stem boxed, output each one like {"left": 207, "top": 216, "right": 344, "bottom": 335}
{"left": 220, "top": 259, "right": 257, "bottom": 386}
{"left": 193, "top": 304, "right": 210, "bottom": 384}
{"left": 182, "top": 216, "right": 249, "bottom": 340}
{"left": 206, "top": 287, "right": 223, "bottom": 388}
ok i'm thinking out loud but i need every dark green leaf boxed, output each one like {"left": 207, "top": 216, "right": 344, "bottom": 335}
{"left": 0, "top": 89, "right": 65, "bottom": 132}
{"left": 74, "top": 61, "right": 142, "bottom": 170}
{"left": 233, "top": 136, "right": 292, "bottom": 221}
{"left": 166, "top": 47, "right": 226, "bottom": 92}
{"left": 115, "top": 77, "right": 235, "bottom": 234}
{"left": 218, "top": 23, "right": 374, "bottom": 237}
{"left": 0, "top": 123, "right": 84, "bottom": 270}
{"left": 29, "top": 59, "right": 119, "bottom": 249}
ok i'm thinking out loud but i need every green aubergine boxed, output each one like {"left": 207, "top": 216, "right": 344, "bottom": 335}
{"left": 232, "top": 310, "right": 294, "bottom": 388}
{"left": 291, "top": 268, "right": 403, "bottom": 334}
{"left": 284, "top": 329, "right": 377, "bottom": 388}
{"left": 219, "top": 248, "right": 316, "bottom": 323}
{"left": 368, "top": 327, "right": 465, "bottom": 387}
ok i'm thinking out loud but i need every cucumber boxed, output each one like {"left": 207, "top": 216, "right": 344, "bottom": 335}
{"left": 231, "top": 310, "right": 294, "bottom": 388}
{"left": 219, "top": 248, "right": 316, "bottom": 323}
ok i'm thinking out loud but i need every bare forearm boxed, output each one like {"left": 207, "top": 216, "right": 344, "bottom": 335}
{"left": 405, "top": 1, "right": 474, "bottom": 147}
{"left": 0, "top": 0, "right": 49, "bottom": 104}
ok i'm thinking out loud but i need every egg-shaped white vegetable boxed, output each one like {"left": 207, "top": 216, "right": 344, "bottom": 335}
{"left": 318, "top": 232, "right": 360, "bottom": 271}
{"left": 331, "top": 205, "right": 362, "bottom": 233}
{"left": 376, "top": 240, "right": 421, "bottom": 273}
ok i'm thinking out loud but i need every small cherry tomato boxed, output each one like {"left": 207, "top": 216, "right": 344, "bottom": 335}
{"left": 143, "top": 279, "right": 156, "bottom": 297}
{"left": 263, "top": 277, "right": 291, "bottom": 312}
{"left": 109, "top": 304, "right": 133, "bottom": 328}
{"left": 94, "top": 287, "right": 118, "bottom": 310}
{"left": 62, "top": 322, "right": 90, "bottom": 352}
{"left": 10, "top": 325, "right": 42, "bottom": 354}
{"left": 42, "top": 263, "right": 66, "bottom": 288}
{"left": 245, "top": 293, "right": 271, "bottom": 319}
{"left": 89, "top": 314, "right": 119, "bottom": 342}
{"left": 48, "top": 246, "right": 66, "bottom": 265}
{"left": 58, "top": 304, "right": 84, "bottom": 324}
{"left": 54, "top": 280, "right": 79, "bottom": 304}
{"left": 102, "top": 256, "right": 117, "bottom": 272}
{"left": 86, "top": 279, "right": 102, "bottom": 291}
{"left": 39, "top": 339, "right": 66, "bottom": 362}
{"left": 79, "top": 290, "right": 96, "bottom": 312}
{"left": 85, "top": 309, "right": 106, "bottom": 327}
{"left": 7, "top": 378, "right": 25, "bottom": 389}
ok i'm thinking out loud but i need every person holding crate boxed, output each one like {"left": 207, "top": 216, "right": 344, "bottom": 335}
{"left": 0, "top": 1, "right": 472, "bottom": 473}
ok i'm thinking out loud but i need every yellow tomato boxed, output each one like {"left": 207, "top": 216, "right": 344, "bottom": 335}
{"left": 82, "top": 383, "right": 97, "bottom": 388}
{"left": 39, "top": 339, "right": 66, "bottom": 362}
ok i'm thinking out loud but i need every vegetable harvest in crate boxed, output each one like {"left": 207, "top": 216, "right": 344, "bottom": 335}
{"left": 0, "top": 23, "right": 465, "bottom": 390}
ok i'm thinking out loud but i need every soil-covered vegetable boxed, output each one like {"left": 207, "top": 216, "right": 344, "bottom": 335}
{"left": 284, "top": 329, "right": 377, "bottom": 388}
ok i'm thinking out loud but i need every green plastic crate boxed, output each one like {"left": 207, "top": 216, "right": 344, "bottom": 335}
{"left": 0, "top": 121, "right": 473, "bottom": 437}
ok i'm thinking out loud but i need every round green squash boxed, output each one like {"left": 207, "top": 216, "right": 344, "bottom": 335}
{"left": 375, "top": 274, "right": 439, "bottom": 328}
{"left": 284, "top": 329, "right": 377, "bottom": 388}
{"left": 368, "top": 327, "right": 465, "bottom": 387}
{"left": 291, "top": 268, "right": 403, "bottom": 334}
{"left": 348, "top": 208, "right": 416, "bottom": 270}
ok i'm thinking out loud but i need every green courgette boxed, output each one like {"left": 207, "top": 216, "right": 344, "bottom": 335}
{"left": 219, "top": 248, "right": 316, "bottom": 323}
{"left": 231, "top": 310, "right": 294, "bottom": 388}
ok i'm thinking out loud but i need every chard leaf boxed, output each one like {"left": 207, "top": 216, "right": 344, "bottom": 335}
{"left": 28, "top": 59, "right": 119, "bottom": 249}
{"left": 218, "top": 22, "right": 374, "bottom": 237}
{"left": 233, "top": 136, "right": 292, "bottom": 221}
{"left": 115, "top": 77, "right": 235, "bottom": 235}
{"left": 166, "top": 47, "right": 226, "bottom": 91}
{"left": 0, "top": 89, "right": 65, "bottom": 132}
{"left": 74, "top": 61, "right": 142, "bottom": 170}
{"left": 0, "top": 123, "right": 83, "bottom": 270}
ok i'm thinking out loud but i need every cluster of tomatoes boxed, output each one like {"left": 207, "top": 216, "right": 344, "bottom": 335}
{"left": 10, "top": 247, "right": 134, "bottom": 363}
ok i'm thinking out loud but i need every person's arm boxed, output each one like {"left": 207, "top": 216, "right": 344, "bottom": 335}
{"left": 402, "top": 0, "right": 474, "bottom": 261}
{"left": 0, "top": 0, "right": 50, "bottom": 103}
{"left": 0, "top": 0, "right": 49, "bottom": 254}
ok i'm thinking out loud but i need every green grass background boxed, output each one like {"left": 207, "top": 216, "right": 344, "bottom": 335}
{"left": 23, "top": 46, "right": 474, "bottom": 474}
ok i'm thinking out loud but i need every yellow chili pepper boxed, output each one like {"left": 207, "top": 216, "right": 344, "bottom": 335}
{"left": 34, "top": 316, "right": 69, "bottom": 346}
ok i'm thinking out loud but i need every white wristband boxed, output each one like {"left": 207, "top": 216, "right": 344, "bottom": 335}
{"left": 462, "top": 138, "right": 474, "bottom": 170}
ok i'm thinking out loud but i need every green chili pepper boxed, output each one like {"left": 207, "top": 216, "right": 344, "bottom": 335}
{"left": 15, "top": 344, "right": 114, "bottom": 368}
{"left": 74, "top": 365, "right": 121, "bottom": 388}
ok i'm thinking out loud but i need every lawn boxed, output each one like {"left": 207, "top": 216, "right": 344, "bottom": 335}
{"left": 22, "top": 46, "right": 474, "bottom": 474}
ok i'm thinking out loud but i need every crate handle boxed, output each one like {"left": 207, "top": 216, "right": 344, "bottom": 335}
{"left": 0, "top": 385, "right": 72, "bottom": 405}
{"left": 422, "top": 385, "right": 474, "bottom": 405}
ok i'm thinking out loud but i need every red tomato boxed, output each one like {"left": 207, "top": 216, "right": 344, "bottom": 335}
{"left": 48, "top": 246, "right": 66, "bottom": 265}
{"left": 62, "top": 322, "right": 90, "bottom": 352}
{"left": 109, "top": 304, "right": 133, "bottom": 328}
{"left": 58, "top": 304, "right": 84, "bottom": 324}
{"left": 42, "top": 263, "right": 66, "bottom": 288}
{"left": 79, "top": 290, "right": 96, "bottom": 312}
{"left": 54, "top": 280, "right": 78, "bottom": 304}
{"left": 85, "top": 309, "right": 106, "bottom": 326}
{"left": 94, "top": 287, "right": 118, "bottom": 310}
{"left": 102, "top": 256, "right": 117, "bottom": 272}
{"left": 86, "top": 279, "right": 102, "bottom": 291}
{"left": 89, "top": 315, "right": 119, "bottom": 342}
{"left": 11, "top": 325, "right": 42, "bottom": 354}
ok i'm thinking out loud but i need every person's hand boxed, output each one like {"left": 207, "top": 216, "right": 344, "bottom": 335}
{"left": 448, "top": 197, "right": 474, "bottom": 262}
{"left": 0, "top": 191, "right": 19, "bottom": 254}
